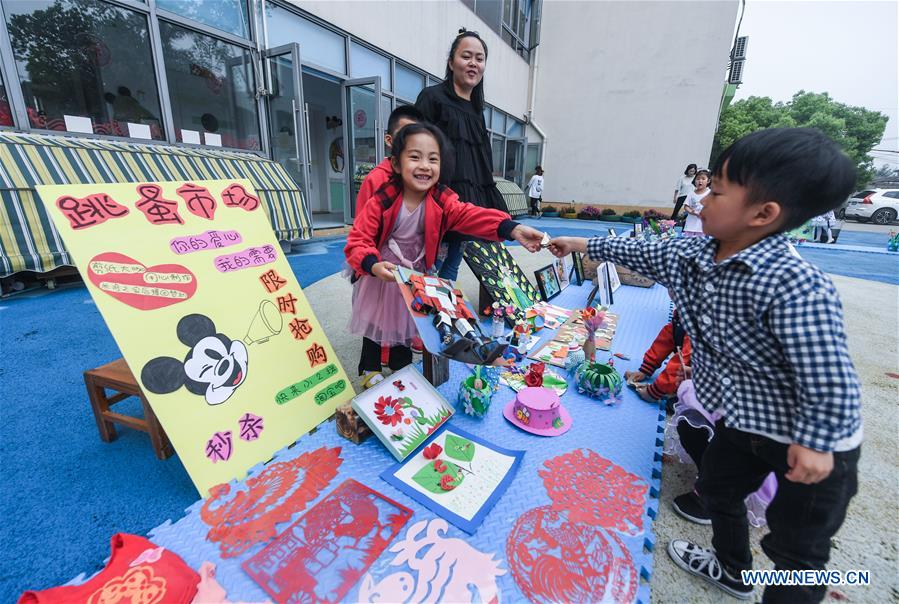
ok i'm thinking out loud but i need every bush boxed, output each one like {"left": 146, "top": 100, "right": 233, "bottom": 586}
{"left": 601, "top": 208, "right": 617, "bottom": 216}
{"left": 643, "top": 209, "right": 666, "bottom": 221}
{"left": 624, "top": 210, "right": 642, "bottom": 218}
{"left": 577, "top": 206, "right": 604, "bottom": 220}
{"left": 542, "top": 205, "right": 558, "bottom": 213}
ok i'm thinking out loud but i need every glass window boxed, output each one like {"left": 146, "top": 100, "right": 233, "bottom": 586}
{"left": 0, "top": 74, "right": 13, "bottom": 127}
{"left": 350, "top": 42, "right": 390, "bottom": 91}
{"left": 160, "top": 21, "right": 260, "bottom": 149}
{"left": 483, "top": 106, "right": 492, "bottom": 128}
{"left": 506, "top": 119, "right": 523, "bottom": 137}
{"left": 381, "top": 94, "right": 391, "bottom": 131}
{"left": 4, "top": 0, "right": 164, "bottom": 138}
{"left": 394, "top": 64, "right": 423, "bottom": 101}
{"left": 491, "top": 110, "right": 505, "bottom": 133}
{"left": 491, "top": 136, "right": 504, "bottom": 177}
{"left": 156, "top": 0, "right": 249, "bottom": 38}
{"left": 266, "top": 5, "right": 346, "bottom": 74}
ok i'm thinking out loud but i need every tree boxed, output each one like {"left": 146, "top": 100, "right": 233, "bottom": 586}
{"left": 712, "top": 91, "right": 889, "bottom": 186}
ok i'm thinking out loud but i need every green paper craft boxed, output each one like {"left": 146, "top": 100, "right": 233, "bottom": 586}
{"left": 463, "top": 241, "right": 540, "bottom": 324}
{"left": 412, "top": 459, "right": 465, "bottom": 494}
{"left": 445, "top": 434, "right": 476, "bottom": 462}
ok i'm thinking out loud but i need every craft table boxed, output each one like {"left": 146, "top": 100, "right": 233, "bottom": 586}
{"left": 109, "top": 282, "right": 670, "bottom": 603}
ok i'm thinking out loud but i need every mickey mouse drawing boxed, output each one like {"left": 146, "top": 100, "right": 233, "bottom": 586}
{"left": 141, "top": 314, "right": 248, "bottom": 405}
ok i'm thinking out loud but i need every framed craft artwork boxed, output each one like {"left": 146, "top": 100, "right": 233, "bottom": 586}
{"left": 35, "top": 179, "right": 354, "bottom": 496}
{"left": 571, "top": 253, "right": 586, "bottom": 286}
{"left": 595, "top": 263, "right": 613, "bottom": 307}
{"left": 603, "top": 261, "right": 622, "bottom": 292}
{"left": 381, "top": 424, "right": 524, "bottom": 534}
{"left": 352, "top": 365, "right": 454, "bottom": 461}
{"left": 462, "top": 241, "right": 540, "bottom": 324}
{"left": 553, "top": 255, "right": 572, "bottom": 291}
{"left": 535, "top": 264, "right": 562, "bottom": 301}
{"left": 607, "top": 228, "right": 618, "bottom": 237}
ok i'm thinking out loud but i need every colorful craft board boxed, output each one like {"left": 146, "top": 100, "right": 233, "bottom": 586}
{"left": 36, "top": 179, "right": 354, "bottom": 496}
{"left": 381, "top": 424, "right": 524, "bottom": 534}
{"left": 500, "top": 367, "right": 568, "bottom": 395}
{"left": 530, "top": 301, "right": 573, "bottom": 329}
{"left": 463, "top": 241, "right": 540, "bottom": 324}
{"left": 242, "top": 479, "right": 413, "bottom": 604}
{"left": 530, "top": 312, "right": 620, "bottom": 367}
{"left": 351, "top": 365, "right": 454, "bottom": 461}
{"left": 553, "top": 254, "right": 572, "bottom": 291}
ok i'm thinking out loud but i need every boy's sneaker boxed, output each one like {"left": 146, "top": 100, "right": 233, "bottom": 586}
{"left": 672, "top": 491, "right": 712, "bottom": 525}
{"left": 667, "top": 540, "right": 753, "bottom": 600}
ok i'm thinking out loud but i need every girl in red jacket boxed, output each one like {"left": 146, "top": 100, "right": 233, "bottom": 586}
{"left": 345, "top": 122, "right": 542, "bottom": 387}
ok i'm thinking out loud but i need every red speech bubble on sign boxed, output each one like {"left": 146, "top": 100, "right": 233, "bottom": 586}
{"left": 87, "top": 252, "right": 197, "bottom": 311}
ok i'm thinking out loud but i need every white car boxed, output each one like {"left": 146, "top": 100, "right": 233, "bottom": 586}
{"left": 844, "top": 189, "right": 899, "bottom": 224}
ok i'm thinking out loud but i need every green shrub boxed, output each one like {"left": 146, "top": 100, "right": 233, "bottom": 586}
{"left": 624, "top": 210, "right": 642, "bottom": 218}
{"left": 601, "top": 208, "right": 617, "bottom": 216}
{"left": 542, "top": 205, "right": 558, "bottom": 213}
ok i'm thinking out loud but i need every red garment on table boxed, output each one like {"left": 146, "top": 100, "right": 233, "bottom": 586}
{"left": 18, "top": 533, "right": 199, "bottom": 604}
{"left": 355, "top": 158, "right": 393, "bottom": 217}
{"left": 638, "top": 312, "right": 693, "bottom": 400}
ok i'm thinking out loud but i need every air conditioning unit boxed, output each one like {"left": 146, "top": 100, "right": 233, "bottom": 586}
{"left": 729, "top": 59, "right": 745, "bottom": 84}
{"left": 732, "top": 36, "right": 749, "bottom": 60}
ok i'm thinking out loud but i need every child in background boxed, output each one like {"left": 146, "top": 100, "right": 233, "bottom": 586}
{"left": 526, "top": 166, "right": 544, "bottom": 216}
{"left": 625, "top": 309, "right": 692, "bottom": 404}
{"left": 345, "top": 123, "right": 543, "bottom": 388}
{"left": 355, "top": 105, "right": 425, "bottom": 217}
{"left": 681, "top": 168, "right": 710, "bottom": 237}
{"left": 549, "top": 128, "right": 861, "bottom": 602}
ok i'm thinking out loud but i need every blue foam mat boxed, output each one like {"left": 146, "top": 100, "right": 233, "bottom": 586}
{"left": 144, "top": 282, "right": 670, "bottom": 603}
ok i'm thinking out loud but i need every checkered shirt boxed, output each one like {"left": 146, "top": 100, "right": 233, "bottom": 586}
{"left": 587, "top": 234, "right": 862, "bottom": 452}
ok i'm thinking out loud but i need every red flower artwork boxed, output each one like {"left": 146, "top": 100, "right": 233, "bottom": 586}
{"left": 539, "top": 449, "right": 647, "bottom": 535}
{"left": 439, "top": 474, "right": 457, "bottom": 491}
{"left": 422, "top": 443, "right": 443, "bottom": 460}
{"left": 524, "top": 362, "right": 546, "bottom": 387}
{"left": 374, "top": 396, "right": 404, "bottom": 427}
{"left": 506, "top": 506, "right": 637, "bottom": 604}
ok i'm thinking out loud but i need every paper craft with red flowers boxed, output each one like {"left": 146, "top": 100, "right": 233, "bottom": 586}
{"left": 381, "top": 424, "right": 524, "bottom": 534}
{"left": 351, "top": 365, "right": 454, "bottom": 461}
{"left": 242, "top": 479, "right": 412, "bottom": 604}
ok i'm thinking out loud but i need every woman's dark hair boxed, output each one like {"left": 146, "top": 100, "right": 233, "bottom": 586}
{"left": 683, "top": 163, "right": 698, "bottom": 176}
{"left": 444, "top": 28, "right": 488, "bottom": 112}
{"left": 390, "top": 122, "right": 455, "bottom": 185}
{"left": 711, "top": 127, "right": 855, "bottom": 232}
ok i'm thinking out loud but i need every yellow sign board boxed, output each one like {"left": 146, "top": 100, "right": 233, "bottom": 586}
{"left": 37, "top": 179, "right": 354, "bottom": 496}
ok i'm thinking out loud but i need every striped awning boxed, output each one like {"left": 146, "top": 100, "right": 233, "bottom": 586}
{"left": 494, "top": 177, "right": 528, "bottom": 217}
{"left": 0, "top": 132, "right": 311, "bottom": 278}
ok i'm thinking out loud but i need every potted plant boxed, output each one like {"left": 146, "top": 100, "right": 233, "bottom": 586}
{"left": 561, "top": 202, "right": 578, "bottom": 219}
{"left": 601, "top": 208, "right": 619, "bottom": 222}
{"left": 542, "top": 205, "right": 560, "bottom": 217}
{"left": 622, "top": 210, "right": 642, "bottom": 224}
{"left": 577, "top": 206, "right": 603, "bottom": 220}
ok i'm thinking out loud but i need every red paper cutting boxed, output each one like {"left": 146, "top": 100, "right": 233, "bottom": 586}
{"left": 539, "top": 449, "right": 647, "bottom": 535}
{"left": 506, "top": 506, "right": 637, "bottom": 604}
{"left": 200, "top": 446, "right": 342, "bottom": 558}
{"left": 242, "top": 479, "right": 413, "bottom": 604}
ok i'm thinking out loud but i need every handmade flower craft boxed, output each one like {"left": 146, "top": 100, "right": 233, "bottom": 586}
{"left": 374, "top": 396, "right": 405, "bottom": 427}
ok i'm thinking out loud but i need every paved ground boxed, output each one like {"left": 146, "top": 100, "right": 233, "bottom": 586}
{"left": 300, "top": 240, "right": 898, "bottom": 604}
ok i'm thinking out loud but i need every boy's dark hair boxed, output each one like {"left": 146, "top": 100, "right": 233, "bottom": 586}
{"left": 444, "top": 28, "right": 488, "bottom": 113}
{"left": 387, "top": 105, "right": 424, "bottom": 137}
{"left": 684, "top": 163, "right": 698, "bottom": 176}
{"left": 390, "top": 122, "right": 455, "bottom": 184}
{"left": 712, "top": 127, "right": 856, "bottom": 232}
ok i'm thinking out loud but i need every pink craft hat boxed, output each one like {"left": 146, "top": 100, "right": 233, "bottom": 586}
{"left": 503, "top": 386, "right": 572, "bottom": 436}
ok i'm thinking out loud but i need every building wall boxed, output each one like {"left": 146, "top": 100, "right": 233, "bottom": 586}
{"left": 292, "top": 1, "right": 532, "bottom": 118}
{"left": 534, "top": 0, "right": 739, "bottom": 206}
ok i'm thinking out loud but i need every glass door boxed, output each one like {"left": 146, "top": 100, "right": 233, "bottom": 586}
{"left": 504, "top": 137, "right": 526, "bottom": 187}
{"left": 264, "top": 44, "right": 311, "bottom": 207}
{"left": 341, "top": 77, "right": 383, "bottom": 222}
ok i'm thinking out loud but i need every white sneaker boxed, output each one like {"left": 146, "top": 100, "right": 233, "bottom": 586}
{"left": 667, "top": 540, "right": 753, "bottom": 600}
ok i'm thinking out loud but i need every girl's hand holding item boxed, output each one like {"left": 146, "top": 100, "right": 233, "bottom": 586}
{"left": 510, "top": 225, "right": 546, "bottom": 252}
{"left": 372, "top": 261, "right": 398, "bottom": 282}
{"left": 548, "top": 236, "right": 588, "bottom": 257}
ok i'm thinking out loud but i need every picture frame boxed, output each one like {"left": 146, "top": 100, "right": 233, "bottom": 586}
{"left": 633, "top": 222, "right": 644, "bottom": 236}
{"left": 351, "top": 365, "right": 455, "bottom": 461}
{"left": 571, "top": 252, "right": 585, "bottom": 286}
{"left": 535, "top": 264, "right": 562, "bottom": 301}
{"left": 594, "top": 262, "right": 613, "bottom": 306}
{"left": 553, "top": 255, "right": 572, "bottom": 291}
{"left": 602, "top": 261, "right": 622, "bottom": 292}
{"left": 462, "top": 241, "right": 541, "bottom": 325}
{"left": 607, "top": 228, "right": 618, "bottom": 237}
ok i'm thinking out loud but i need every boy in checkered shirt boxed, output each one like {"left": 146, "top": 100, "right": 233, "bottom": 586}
{"left": 550, "top": 128, "right": 861, "bottom": 602}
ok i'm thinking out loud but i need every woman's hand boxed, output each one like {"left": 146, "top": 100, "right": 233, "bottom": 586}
{"left": 371, "top": 261, "right": 398, "bottom": 282}
{"left": 510, "top": 225, "right": 545, "bottom": 252}
{"left": 548, "top": 236, "right": 588, "bottom": 257}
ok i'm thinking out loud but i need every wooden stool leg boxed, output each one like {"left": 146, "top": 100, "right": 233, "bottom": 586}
{"left": 85, "top": 373, "right": 117, "bottom": 442}
{"left": 140, "top": 395, "right": 173, "bottom": 460}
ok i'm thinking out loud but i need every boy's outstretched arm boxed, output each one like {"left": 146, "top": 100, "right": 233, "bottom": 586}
{"left": 550, "top": 235, "right": 681, "bottom": 286}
